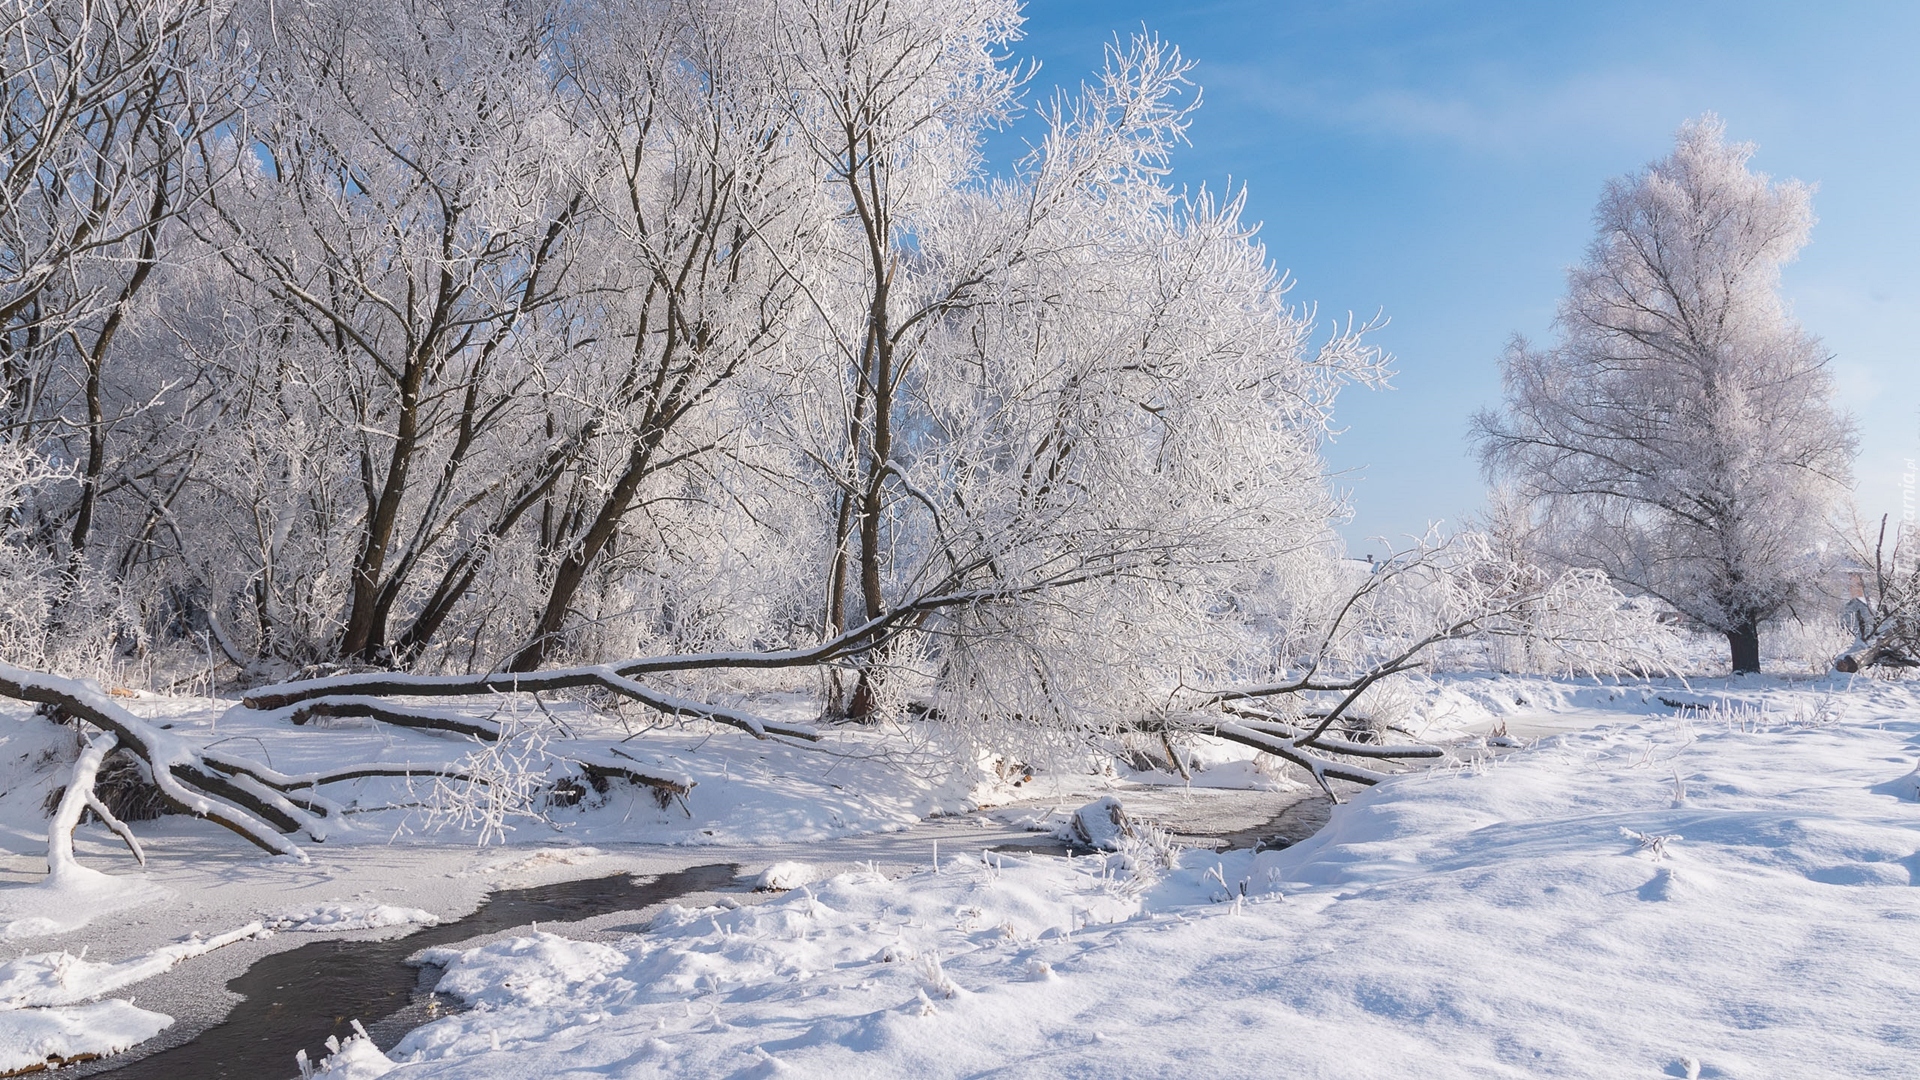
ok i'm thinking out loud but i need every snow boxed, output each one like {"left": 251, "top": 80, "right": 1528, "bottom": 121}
{"left": 2, "top": 673, "right": 1918, "bottom": 1076}
{"left": 265, "top": 903, "right": 440, "bottom": 933}
{"left": 0, "top": 998, "right": 174, "bottom": 1073}
{"left": 302, "top": 1022, "right": 399, "bottom": 1079}
{"left": 0, "top": 688, "right": 997, "bottom": 898}
{"left": 271, "top": 675, "right": 1920, "bottom": 1078}
{"left": 0, "top": 923, "right": 263, "bottom": 1007}
{"left": 0, "top": 687, "right": 1114, "bottom": 1071}
{"left": 1057, "top": 795, "right": 1134, "bottom": 850}
{"left": 0, "top": 871, "right": 171, "bottom": 943}
{"left": 753, "top": 861, "right": 819, "bottom": 891}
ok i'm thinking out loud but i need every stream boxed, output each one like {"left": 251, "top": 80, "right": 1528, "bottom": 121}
{"left": 91, "top": 863, "right": 738, "bottom": 1080}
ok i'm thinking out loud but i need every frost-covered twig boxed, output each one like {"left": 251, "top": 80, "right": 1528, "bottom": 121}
{"left": 1158, "top": 533, "right": 1673, "bottom": 795}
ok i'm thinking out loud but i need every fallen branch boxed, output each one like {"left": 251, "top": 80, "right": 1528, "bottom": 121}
{"left": 0, "top": 664, "right": 697, "bottom": 870}
{"left": 1834, "top": 517, "right": 1920, "bottom": 673}
{"left": 45, "top": 735, "right": 135, "bottom": 881}
{"left": 237, "top": 581, "right": 1110, "bottom": 729}
{"left": 1221, "top": 704, "right": 1446, "bottom": 760}
{"left": 255, "top": 696, "right": 505, "bottom": 740}
{"left": 1208, "top": 719, "right": 1392, "bottom": 797}
{"left": 1833, "top": 637, "right": 1919, "bottom": 674}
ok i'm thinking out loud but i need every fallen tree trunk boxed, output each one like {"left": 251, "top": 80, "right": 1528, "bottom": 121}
{"left": 0, "top": 663, "right": 309, "bottom": 858}
{"left": 1122, "top": 706, "right": 1461, "bottom": 803}
{"left": 1833, "top": 637, "right": 1919, "bottom": 673}
{"left": 0, "top": 664, "right": 696, "bottom": 868}
{"left": 1220, "top": 704, "right": 1447, "bottom": 761}
{"left": 236, "top": 583, "right": 1091, "bottom": 735}
{"left": 241, "top": 666, "right": 819, "bottom": 742}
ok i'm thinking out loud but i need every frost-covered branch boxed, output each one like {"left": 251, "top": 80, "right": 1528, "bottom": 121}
{"left": 1158, "top": 533, "right": 1673, "bottom": 796}
{"left": 0, "top": 662, "right": 699, "bottom": 871}
{"left": 0, "top": 662, "right": 307, "bottom": 858}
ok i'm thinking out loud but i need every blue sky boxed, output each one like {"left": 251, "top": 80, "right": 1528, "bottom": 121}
{"left": 999, "top": 1, "right": 1919, "bottom": 550}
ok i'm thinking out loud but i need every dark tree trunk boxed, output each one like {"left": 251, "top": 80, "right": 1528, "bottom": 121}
{"left": 1727, "top": 621, "right": 1761, "bottom": 674}
{"left": 507, "top": 430, "right": 663, "bottom": 673}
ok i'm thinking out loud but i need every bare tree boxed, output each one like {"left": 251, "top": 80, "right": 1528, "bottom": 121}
{"left": 1475, "top": 116, "right": 1856, "bottom": 674}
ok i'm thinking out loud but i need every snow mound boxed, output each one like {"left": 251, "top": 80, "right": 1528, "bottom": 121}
{"left": 266, "top": 903, "right": 440, "bottom": 933}
{"left": 1057, "top": 796, "right": 1133, "bottom": 850}
{"left": 417, "top": 932, "right": 630, "bottom": 1014}
{"left": 754, "top": 861, "right": 818, "bottom": 891}
{"left": 390, "top": 852, "right": 1143, "bottom": 1068}
{"left": 0, "top": 999, "right": 173, "bottom": 1074}
{"left": 299, "top": 1022, "right": 398, "bottom": 1079}
{"left": 0, "top": 874, "right": 173, "bottom": 942}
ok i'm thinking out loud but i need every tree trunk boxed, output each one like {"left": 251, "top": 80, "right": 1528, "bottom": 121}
{"left": 1727, "top": 621, "right": 1761, "bottom": 674}
{"left": 507, "top": 431, "right": 662, "bottom": 673}
{"left": 340, "top": 360, "right": 423, "bottom": 663}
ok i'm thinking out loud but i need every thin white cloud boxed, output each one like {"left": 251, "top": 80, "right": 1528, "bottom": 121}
{"left": 1208, "top": 62, "right": 1723, "bottom": 157}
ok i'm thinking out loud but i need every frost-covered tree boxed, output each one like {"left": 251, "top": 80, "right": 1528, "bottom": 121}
{"left": 192, "top": 0, "right": 588, "bottom": 668}
{"left": 1475, "top": 116, "right": 1856, "bottom": 674}
{"left": 0, "top": 0, "right": 228, "bottom": 655}
{"left": 772, "top": 7, "right": 1385, "bottom": 723}
{"left": 1835, "top": 513, "right": 1920, "bottom": 672}
{"left": 498, "top": 0, "right": 824, "bottom": 672}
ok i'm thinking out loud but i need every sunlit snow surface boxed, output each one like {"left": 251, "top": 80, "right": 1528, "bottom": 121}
{"left": 290, "top": 677, "right": 1920, "bottom": 1079}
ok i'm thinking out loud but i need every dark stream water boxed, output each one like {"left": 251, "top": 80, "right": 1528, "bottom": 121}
{"left": 1203, "top": 795, "right": 1333, "bottom": 852}
{"left": 93, "top": 863, "right": 738, "bottom": 1080}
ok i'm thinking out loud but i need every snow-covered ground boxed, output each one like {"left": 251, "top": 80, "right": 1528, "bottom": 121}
{"left": 3, "top": 673, "right": 1917, "bottom": 1077}
{"left": 298, "top": 674, "right": 1920, "bottom": 1079}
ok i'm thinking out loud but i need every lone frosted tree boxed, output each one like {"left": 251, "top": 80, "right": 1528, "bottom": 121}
{"left": 1475, "top": 116, "right": 1855, "bottom": 674}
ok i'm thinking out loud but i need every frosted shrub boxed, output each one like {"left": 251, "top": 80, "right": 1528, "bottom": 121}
{"left": 1763, "top": 616, "right": 1853, "bottom": 675}
{"left": 0, "top": 433, "right": 134, "bottom": 679}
